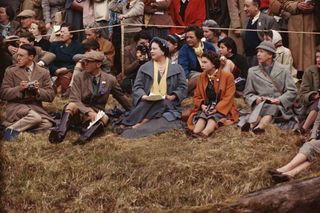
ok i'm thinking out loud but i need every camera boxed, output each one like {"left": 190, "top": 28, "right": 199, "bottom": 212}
{"left": 27, "top": 81, "right": 36, "bottom": 91}
{"left": 136, "top": 44, "right": 149, "bottom": 56}
{"left": 26, "top": 81, "right": 37, "bottom": 95}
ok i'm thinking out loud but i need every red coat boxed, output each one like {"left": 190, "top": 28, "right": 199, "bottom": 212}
{"left": 187, "top": 69, "right": 239, "bottom": 130}
{"left": 169, "top": 0, "right": 206, "bottom": 34}
{"left": 260, "top": 0, "right": 269, "bottom": 9}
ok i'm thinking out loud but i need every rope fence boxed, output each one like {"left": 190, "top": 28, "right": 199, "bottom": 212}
{"left": 4, "top": 22, "right": 320, "bottom": 74}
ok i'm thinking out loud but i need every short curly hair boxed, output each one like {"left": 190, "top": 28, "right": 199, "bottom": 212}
{"left": 31, "top": 20, "right": 48, "bottom": 35}
{"left": 184, "top": 25, "right": 203, "bottom": 40}
{"left": 202, "top": 50, "right": 221, "bottom": 68}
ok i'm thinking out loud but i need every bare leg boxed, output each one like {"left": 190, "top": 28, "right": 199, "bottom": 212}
{"left": 193, "top": 118, "right": 206, "bottom": 133}
{"left": 251, "top": 116, "right": 261, "bottom": 128}
{"left": 256, "top": 115, "right": 272, "bottom": 129}
{"left": 302, "top": 110, "right": 318, "bottom": 130}
{"left": 283, "top": 161, "right": 312, "bottom": 177}
{"left": 277, "top": 153, "right": 308, "bottom": 173}
{"left": 132, "top": 118, "right": 150, "bottom": 129}
{"left": 202, "top": 119, "right": 218, "bottom": 136}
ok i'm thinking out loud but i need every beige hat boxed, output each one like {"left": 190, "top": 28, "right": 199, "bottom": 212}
{"left": 81, "top": 51, "right": 104, "bottom": 62}
{"left": 17, "top": 10, "right": 35, "bottom": 18}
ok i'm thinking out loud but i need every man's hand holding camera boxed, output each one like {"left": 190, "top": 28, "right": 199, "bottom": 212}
{"left": 20, "top": 80, "right": 40, "bottom": 96}
{"left": 19, "top": 80, "right": 28, "bottom": 92}
{"left": 136, "top": 44, "right": 150, "bottom": 63}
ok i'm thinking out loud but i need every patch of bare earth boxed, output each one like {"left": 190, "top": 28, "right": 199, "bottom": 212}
{"left": 1, "top": 97, "right": 319, "bottom": 212}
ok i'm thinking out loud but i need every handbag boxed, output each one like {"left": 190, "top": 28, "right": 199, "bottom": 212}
{"left": 71, "top": 0, "right": 85, "bottom": 13}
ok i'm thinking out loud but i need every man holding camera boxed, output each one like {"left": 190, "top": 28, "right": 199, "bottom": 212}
{"left": 0, "top": 44, "right": 55, "bottom": 141}
{"left": 119, "top": 30, "right": 151, "bottom": 94}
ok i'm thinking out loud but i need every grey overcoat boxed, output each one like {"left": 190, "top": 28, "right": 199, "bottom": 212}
{"left": 244, "top": 61, "right": 297, "bottom": 122}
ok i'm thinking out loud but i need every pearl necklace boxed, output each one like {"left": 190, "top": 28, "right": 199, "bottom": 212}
{"left": 207, "top": 69, "right": 219, "bottom": 81}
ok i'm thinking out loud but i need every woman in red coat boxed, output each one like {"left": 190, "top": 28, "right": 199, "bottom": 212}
{"left": 187, "top": 51, "right": 239, "bottom": 138}
{"left": 169, "top": 0, "right": 206, "bottom": 34}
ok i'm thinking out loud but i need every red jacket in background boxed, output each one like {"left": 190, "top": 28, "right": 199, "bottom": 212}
{"left": 260, "top": 0, "right": 270, "bottom": 9}
{"left": 169, "top": 0, "right": 206, "bottom": 34}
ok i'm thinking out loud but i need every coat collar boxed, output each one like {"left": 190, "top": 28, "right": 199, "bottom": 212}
{"left": 13, "top": 63, "right": 43, "bottom": 81}
{"left": 252, "top": 61, "right": 283, "bottom": 84}
{"left": 141, "top": 59, "right": 180, "bottom": 79}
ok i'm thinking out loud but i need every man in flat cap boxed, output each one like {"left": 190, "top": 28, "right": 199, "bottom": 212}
{"left": 49, "top": 50, "right": 131, "bottom": 145}
{"left": 241, "top": 41, "right": 297, "bottom": 133}
{"left": 16, "top": 9, "right": 35, "bottom": 35}
{"left": 7, "top": 9, "right": 36, "bottom": 54}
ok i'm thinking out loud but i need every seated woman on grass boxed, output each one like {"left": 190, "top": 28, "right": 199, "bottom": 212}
{"left": 269, "top": 104, "right": 320, "bottom": 183}
{"left": 187, "top": 51, "right": 239, "bottom": 139}
{"left": 114, "top": 37, "right": 188, "bottom": 133}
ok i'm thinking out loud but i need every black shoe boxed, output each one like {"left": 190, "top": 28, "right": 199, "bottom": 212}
{"left": 267, "top": 168, "right": 282, "bottom": 176}
{"left": 49, "top": 112, "right": 72, "bottom": 144}
{"left": 73, "top": 121, "right": 105, "bottom": 145}
{"left": 252, "top": 127, "right": 265, "bottom": 134}
{"left": 272, "top": 173, "right": 291, "bottom": 183}
{"left": 241, "top": 122, "right": 251, "bottom": 132}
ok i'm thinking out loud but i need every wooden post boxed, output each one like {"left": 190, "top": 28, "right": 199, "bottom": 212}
{"left": 121, "top": 22, "right": 125, "bottom": 76}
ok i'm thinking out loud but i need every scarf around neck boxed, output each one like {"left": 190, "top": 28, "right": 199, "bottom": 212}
{"left": 150, "top": 58, "right": 169, "bottom": 96}
{"left": 193, "top": 42, "right": 204, "bottom": 66}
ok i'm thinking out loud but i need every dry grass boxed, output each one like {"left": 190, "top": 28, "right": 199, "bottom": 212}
{"left": 1, "top": 97, "right": 319, "bottom": 212}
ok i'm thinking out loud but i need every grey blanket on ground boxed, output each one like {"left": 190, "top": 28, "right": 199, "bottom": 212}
{"left": 121, "top": 117, "right": 185, "bottom": 139}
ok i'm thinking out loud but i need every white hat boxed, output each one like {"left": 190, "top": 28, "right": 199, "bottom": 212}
{"left": 271, "top": 30, "right": 282, "bottom": 45}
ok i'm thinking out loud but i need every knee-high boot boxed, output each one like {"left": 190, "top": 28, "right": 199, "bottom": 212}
{"left": 73, "top": 121, "right": 105, "bottom": 145}
{"left": 49, "top": 112, "right": 72, "bottom": 144}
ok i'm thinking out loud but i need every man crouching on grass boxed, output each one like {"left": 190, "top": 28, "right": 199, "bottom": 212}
{"left": 49, "top": 51, "right": 131, "bottom": 145}
{"left": 0, "top": 44, "right": 55, "bottom": 141}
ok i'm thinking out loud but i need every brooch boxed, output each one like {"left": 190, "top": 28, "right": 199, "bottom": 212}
{"left": 99, "top": 81, "right": 106, "bottom": 95}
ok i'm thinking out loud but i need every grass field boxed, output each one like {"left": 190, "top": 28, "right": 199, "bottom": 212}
{"left": 1, "top": 97, "right": 319, "bottom": 212}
